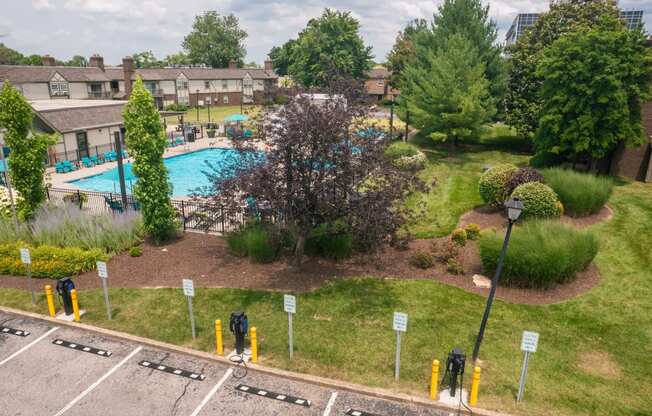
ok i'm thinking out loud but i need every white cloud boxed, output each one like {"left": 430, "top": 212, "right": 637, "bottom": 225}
{"left": 32, "top": 0, "right": 55, "bottom": 10}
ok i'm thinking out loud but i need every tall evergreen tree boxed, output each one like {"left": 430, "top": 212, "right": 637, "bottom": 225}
{"left": 123, "top": 78, "right": 177, "bottom": 242}
{"left": 399, "top": 35, "right": 494, "bottom": 145}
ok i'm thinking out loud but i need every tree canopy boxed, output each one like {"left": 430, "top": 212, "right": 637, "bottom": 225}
{"left": 535, "top": 24, "right": 652, "bottom": 161}
{"left": 505, "top": 0, "right": 625, "bottom": 137}
{"left": 386, "top": 20, "right": 427, "bottom": 89}
{"left": 268, "top": 39, "right": 297, "bottom": 77}
{"left": 280, "top": 9, "right": 373, "bottom": 87}
{"left": 132, "top": 50, "right": 163, "bottom": 68}
{"left": 182, "top": 11, "right": 247, "bottom": 68}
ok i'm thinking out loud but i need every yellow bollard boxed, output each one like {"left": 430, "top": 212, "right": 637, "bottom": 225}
{"left": 44, "top": 285, "right": 56, "bottom": 317}
{"left": 250, "top": 327, "right": 258, "bottom": 363}
{"left": 215, "top": 319, "right": 223, "bottom": 355}
{"left": 430, "top": 359, "right": 440, "bottom": 400}
{"left": 469, "top": 366, "right": 482, "bottom": 406}
{"left": 70, "top": 289, "right": 80, "bottom": 322}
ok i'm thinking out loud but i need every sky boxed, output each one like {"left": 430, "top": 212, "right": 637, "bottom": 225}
{"left": 2, "top": 0, "right": 651, "bottom": 66}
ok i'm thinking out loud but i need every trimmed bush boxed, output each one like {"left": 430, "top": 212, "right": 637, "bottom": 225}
{"left": 451, "top": 228, "right": 467, "bottom": 246}
{"left": 511, "top": 182, "right": 562, "bottom": 219}
{"left": 447, "top": 258, "right": 464, "bottom": 275}
{"left": 226, "top": 222, "right": 280, "bottom": 264}
{"left": 465, "top": 223, "right": 481, "bottom": 240}
{"left": 430, "top": 239, "right": 459, "bottom": 263}
{"left": 410, "top": 250, "right": 434, "bottom": 269}
{"left": 0, "top": 242, "right": 107, "bottom": 278}
{"left": 385, "top": 142, "right": 420, "bottom": 160}
{"left": 129, "top": 246, "right": 142, "bottom": 257}
{"left": 479, "top": 221, "right": 598, "bottom": 288}
{"left": 542, "top": 168, "right": 613, "bottom": 217}
{"left": 393, "top": 152, "right": 427, "bottom": 171}
{"left": 506, "top": 167, "right": 545, "bottom": 195}
{"left": 478, "top": 164, "right": 518, "bottom": 206}
{"left": 306, "top": 222, "right": 353, "bottom": 260}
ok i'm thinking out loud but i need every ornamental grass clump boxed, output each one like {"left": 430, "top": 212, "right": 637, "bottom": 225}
{"left": 542, "top": 168, "right": 613, "bottom": 217}
{"left": 479, "top": 220, "right": 598, "bottom": 289}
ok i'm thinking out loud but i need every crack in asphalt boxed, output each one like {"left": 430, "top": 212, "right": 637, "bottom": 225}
{"left": 170, "top": 363, "right": 206, "bottom": 416}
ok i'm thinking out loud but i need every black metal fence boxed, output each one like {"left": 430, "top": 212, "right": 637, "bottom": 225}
{"left": 45, "top": 187, "right": 253, "bottom": 234}
{"left": 52, "top": 143, "right": 116, "bottom": 166}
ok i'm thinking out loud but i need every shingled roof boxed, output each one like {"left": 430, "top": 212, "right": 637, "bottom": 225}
{"left": 35, "top": 102, "right": 125, "bottom": 133}
{"left": 0, "top": 65, "right": 110, "bottom": 83}
{"left": 103, "top": 67, "right": 278, "bottom": 81}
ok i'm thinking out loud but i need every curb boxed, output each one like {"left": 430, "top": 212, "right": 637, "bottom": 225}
{"left": 0, "top": 305, "right": 510, "bottom": 416}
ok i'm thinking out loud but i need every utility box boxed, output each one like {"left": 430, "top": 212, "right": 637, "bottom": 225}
{"left": 56, "top": 277, "right": 75, "bottom": 316}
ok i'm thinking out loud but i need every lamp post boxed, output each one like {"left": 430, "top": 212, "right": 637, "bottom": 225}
{"left": 195, "top": 89, "right": 200, "bottom": 122}
{"left": 471, "top": 198, "right": 524, "bottom": 363}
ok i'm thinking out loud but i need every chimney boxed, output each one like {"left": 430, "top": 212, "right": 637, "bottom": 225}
{"left": 123, "top": 56, "right": 135, "bottom": 97}
{"left": 228, "top": 60, "right": 237, "bottom": 69}
{"left": 264, "top": 60, "right": 273, "bottom": 71}
{"left": 88, "top": 54, "right": 105, "bottom": 71}
{"left": 42, "top": 55, "right": 56, "bottom": 66}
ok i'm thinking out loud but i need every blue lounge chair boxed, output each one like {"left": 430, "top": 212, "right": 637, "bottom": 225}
{"left": 243, "top": 129, "right": 253, "bottom": 138}
{"left": 103, "top": 151, "right": 114, "bottom": 162}
{"left": 63, "top": 160, "right": 78, "bottom": 171}
{"left": 55, "top": 161, "right": 66, "bottom": 173}
{"left": 91, "top": 155, "right": 102, "bottom": 165}
{"left": 121, "top": 150, "right": 129, "bottom": 159}
{"left": 81, "top": 157, "right": 94, "bottom": 168}
{"left": 175, "top": 137, "right": 184, "bottom": 146}
{"left": 104, "top": 196, "right": 124, "bottom": 213}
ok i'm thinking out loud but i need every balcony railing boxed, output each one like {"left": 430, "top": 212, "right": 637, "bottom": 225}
{"left": 88, "top": 91, "right": 113, "bottom": 99}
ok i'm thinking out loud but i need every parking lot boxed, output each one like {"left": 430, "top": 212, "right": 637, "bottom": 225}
{"left": 0, "top": 311, "right": 452, "bottom": 416}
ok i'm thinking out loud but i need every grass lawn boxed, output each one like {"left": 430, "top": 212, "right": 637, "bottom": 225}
{"left": 2, "top": 130, "right": 651, "bottom": 416}
{"left": 163, "top": 105, "right": 261, "bottom": 125}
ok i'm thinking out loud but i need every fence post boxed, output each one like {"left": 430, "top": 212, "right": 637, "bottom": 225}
{"left": 77, "top": 190, "right": 82, "bottom": 209}
{"left": 181, "top": 201, "right": 186, "bottom": 231}
{"left": 45, "top": 187, "right": 50, "bottom": 201}
{"left": 221, "top": 206, "right": 225, "bottom": 233}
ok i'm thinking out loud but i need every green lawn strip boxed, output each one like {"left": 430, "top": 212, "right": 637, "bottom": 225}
{"left": 3, "top": 185, "right": 652, "bottom": 416}
{"left": 163, "top": 105, "right": 260, "bottom": 125}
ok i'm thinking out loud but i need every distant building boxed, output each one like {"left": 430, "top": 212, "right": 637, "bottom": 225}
{"left": 364, "top": 67, "right": 399, "bottom": 102}
{"left": 505, "top": 9, "right": 644, "bottom": 45}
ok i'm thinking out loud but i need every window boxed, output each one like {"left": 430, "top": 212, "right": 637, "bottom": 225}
{"left": 377, "top": 80, "right": 384, "bottom": 87}
{"left": 176, "top": 80, "right": 188, "bottom": 90}
{"left": 110, "top": 80, "right": 119, "bottom": 93}
{"left": 221, "top": 80, "right": 228, "bottom": 90}
{"left": 88, "top": 82, "right": 103, "bottom": 98}
{"left": 50, "top": 80, "right": 69, "bottom": 96}
{"left": 204, "top": 81, "right": 210, "bottom": 89}
{"left": 223, "top": 95, "right": 229, "bottom": 104}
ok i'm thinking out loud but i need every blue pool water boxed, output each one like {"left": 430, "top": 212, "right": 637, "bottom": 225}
{"left": 66, "top": 148, "right": 244, "bottom": 197}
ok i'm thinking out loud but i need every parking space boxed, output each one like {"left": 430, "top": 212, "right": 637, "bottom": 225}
{"left": 0, "top": 311, "right": 451, "bottom": 416}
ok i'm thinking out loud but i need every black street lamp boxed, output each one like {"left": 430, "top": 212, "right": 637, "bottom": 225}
{"left": 471, "top": 197, "right": 524, "bottom": 363}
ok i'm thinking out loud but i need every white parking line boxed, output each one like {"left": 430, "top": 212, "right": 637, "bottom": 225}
{"left": 52, "top": 346, "right": 143, "bottom": 416}
{"left": 323, "top": 392, "right": 338, "bottom": 416}
{"left": 188, "top": 368, "right": 233, "bottom": 416}
{"left": 0, "top": 327, "right": 59, "bottom": 367}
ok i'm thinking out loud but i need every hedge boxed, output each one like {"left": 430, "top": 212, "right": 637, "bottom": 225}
{"left": 479, "top": 221, "right": 598, "bottom": 288}
{"left": 0, "top": 242, "right": 107, "bottom": 278}
{"left": 478, "top": 164, "right": 518, "bottom": 206}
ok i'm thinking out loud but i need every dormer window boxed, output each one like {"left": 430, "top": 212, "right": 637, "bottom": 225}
{"left": 49, "top": 73, "right": 69, "bottom": 97}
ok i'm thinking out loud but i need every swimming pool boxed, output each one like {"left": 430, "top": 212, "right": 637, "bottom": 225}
{"left": 66, "top": 148, "right": 244, "bottom": 197}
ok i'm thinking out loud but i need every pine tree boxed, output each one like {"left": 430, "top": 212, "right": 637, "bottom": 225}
{"left": 122, "top": 78, "right": 177, "bottom": 242}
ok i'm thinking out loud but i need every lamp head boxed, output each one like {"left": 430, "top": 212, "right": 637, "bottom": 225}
{"left": 505, "top": 197, "right": 524, "bottom": 222}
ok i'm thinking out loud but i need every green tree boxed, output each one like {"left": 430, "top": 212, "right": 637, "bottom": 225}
{"left": 0, "top": 43, "right": 24, "bottom": 65}
{"left": 132, "top": 50, "right": 163, "bottom": 68}
{"left": 287, "top": 9, "right": 373, "bottom": 87}
{"left": 163, "top": 52, "right": 190, "bottom": 66}
{"left": 399, "top": 35, "right": 494, "bottom": 144}
{"left": 505, "top": 0, "right": 624, "bottom": 137}
{"left": 386, "top": 20, "right": 427, "bottom": 89}
{"left": 268, "top": 39, "right": 297, "bottom": 76}
{"left": 535, "top": 25, "right": 652, "bottom": 162}
{"left": 65, "top": 55, "right": 88, "bottom": 67}
{"left": 122, "top": 78, "right": 177, "bottom": 242}
{"left": 182, "top": 12, "right": 247, "bottom": 68}
{"left": 20, "top": 54, "right": 42, "bottom": 66}
{"left": 0, "top": 81, "right": 53, "bottom": 219}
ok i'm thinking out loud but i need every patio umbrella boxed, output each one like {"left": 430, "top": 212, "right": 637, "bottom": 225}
{"left": 224, "top": 114, "right": 249, "bottom": 123}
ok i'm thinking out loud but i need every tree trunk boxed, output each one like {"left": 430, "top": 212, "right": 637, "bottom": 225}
{"left": 291, "top": 234, "right": 306, "bottom": 269}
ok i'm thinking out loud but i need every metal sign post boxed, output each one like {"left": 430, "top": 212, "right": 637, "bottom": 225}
{"left": 183, "top": 279, "right": 196, "bottom": 339}
{"left": 20, "top": 248, "right": 35, "bottom": 304}
{"left": 392, "top": 312, "right": 408, "bottom": 380}
{"left": 96, "top": 261, "right": 112, "bottom": 320}
{"left": 517, "top": 331, "right": 539, "bottom": 402}
{"left": 284, "top": 294, "right": 296, "bottom": 360}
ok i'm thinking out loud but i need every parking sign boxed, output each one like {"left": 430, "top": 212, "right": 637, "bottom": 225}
{"left": 97, "top": 261, "right": 108, "bottom": 279}
{"left": 19, "top": 248, "right": 31, "bottom": 264}
{"left": 284, "top": 294, "right": 296, "bottom": 314}
{"left": 393, "top": 312, "right": 408, "bottom": 332}
{"left": 182, "top": 279, "right": 195, "bottom": 297}
{"left": 521, "top": 331, "right": 539, "bottom": 353}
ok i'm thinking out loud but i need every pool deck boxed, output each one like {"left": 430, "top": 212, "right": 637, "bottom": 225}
{"left": 48, "top": 137, "right": 235, "bottom": 192}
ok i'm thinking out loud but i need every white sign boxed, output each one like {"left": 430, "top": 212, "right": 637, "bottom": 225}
{"left": 393, "top": 312, "right": 408, "bottom": 332}
{"left": 198, "top": 100, "right": 204, "bottom": 106}
{"left": 182, "top": 279, "right": 195, "bottom": 297}
{"left": 97, "top": 261, "right": 108, "bottom": 279}
{"left": 521, "top": 331, "right": 539, "bottom": 353}
{"left": 284, "top": 294, "right": 296, "bottom": 314}
{"left": 19, "top": 248, "right": 31, "bottom": 265}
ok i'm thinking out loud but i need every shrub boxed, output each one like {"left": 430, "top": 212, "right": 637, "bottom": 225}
{"left": 506, "top": 167, "right": 545, "bottom": 195}
{"left": 30, "top": 204, "right": 143, "bottom": 253}
{"left": 129, "top": 246, "right": 142, "bottom": 257}
{"left": 465, "top": 223, "right": 481, "bottom": 240}
{"left": 511, "top": 182, "right": 562, "bottom": 219}
{"left": 274, "top": 95, "right": 289, "bottom": 105}
{"left": 0, "top": 242, "right": 107, "bottom": 278}
{"left": 0, "top": 186, "right": 23, "bottom": 219}
{"left": 431, "top": 239, "right": 459, "bottom": 263}
{"left": 451, "top": 228, "right": 467, "bottom": 246}
{"left": 385, "top": 142, "right": 420, "bottom": 160}
{"left": 165, "top": 103, "right": 189, "bottom": 112}
{"left": 226, "top": 222, "right": 280, "bottom": 263}
{"left": 529, "top": 151, "right": 565, "bottom": 168}
{"left": 393, "top": 152, "right": 427, "bottom": 171}
{"left": 306, "top": 221, "right": 353, "bottom": 260}
{"left": 542, "top": 168, "right": 613, "bottom": 217}
{"left": 478, "top": 221, "right": 598, "bottom": 288}
{"left": 478, "top": 164, "right": 518, "bottom": 206}
{"left": 410, "top": 250, "right": 434, "bottom": 269}
{"left": 447, "top": 258, "right": 464, "bottom": 275}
